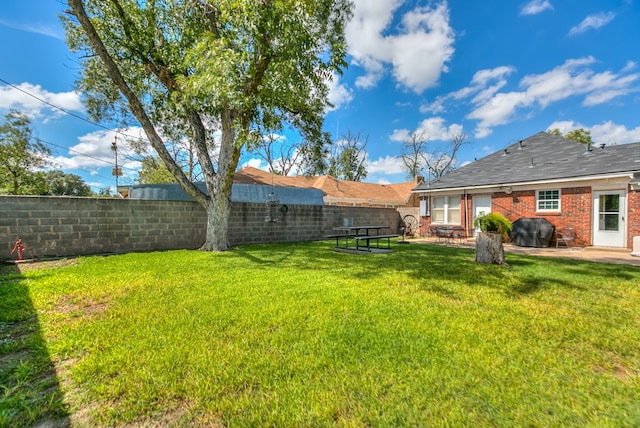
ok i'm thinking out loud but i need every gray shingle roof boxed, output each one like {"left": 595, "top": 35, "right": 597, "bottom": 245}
{"left": 413, "top": 131, "right": 640, "bottom": 191}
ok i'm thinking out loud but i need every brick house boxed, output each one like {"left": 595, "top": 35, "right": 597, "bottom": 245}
{"left": 412, "top": 132, "right": 640, "bottom": 249}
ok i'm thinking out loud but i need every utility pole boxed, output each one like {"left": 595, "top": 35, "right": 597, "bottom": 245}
{"left": 111, "top": 136, "right": 122, "bottom": 196}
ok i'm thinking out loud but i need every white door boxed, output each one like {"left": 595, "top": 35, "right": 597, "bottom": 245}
{"left": 593, "top": 190, "right": 626, "bottom": 247}
{"left": 473, "top": 196, "right": 492, "bottom": 237}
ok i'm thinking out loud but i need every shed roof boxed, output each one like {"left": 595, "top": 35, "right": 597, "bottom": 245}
{"left": 413, "top": 131, "right": 640, "bottom": 192}
{"left": 236, "top": 167, "right": 417, "bottom": 206}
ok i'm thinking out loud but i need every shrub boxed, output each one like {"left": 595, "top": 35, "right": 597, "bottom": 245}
{"left": 473, "top": 212, "right": 512, "bottom": 234}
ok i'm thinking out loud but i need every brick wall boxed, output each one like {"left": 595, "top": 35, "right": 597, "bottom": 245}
{"left": 0, "top": 196, "right": 400, "bottom": 259}
{"left": 628, "top": 189, "right": 640, "bottom": 249}
{"left": 492, "top": 187, "right": 592, "bottom": 246}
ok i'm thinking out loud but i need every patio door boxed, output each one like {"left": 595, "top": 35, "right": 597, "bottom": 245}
{"left": 473, "top": 196, "right": 492, "bottom": 237}
{"left": 592, "top": 190, "right": 626, "bottom": 247}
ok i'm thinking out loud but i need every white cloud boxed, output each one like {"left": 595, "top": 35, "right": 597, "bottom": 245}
{"left": 546, "top": 120, "right": 579, "bottom": 135}
{"left": 326, "top": 73, "right": 353, "bottom": 111}
{"left": 366, "top": 155, "right": 405, "bottom": 176}
{"left": 0, "top": 82, "right": 83, "bottom": 119}
{"left": 547, "top": 120, "right": 640, "bottom": 145}
{"left": 390, "top": 128, "right": 411, "bottom": 142}
{"left": 520, "top": 0, "right": 553, "bottom": 15}
{"left": 415, "top": 117, "right": 463, "bottom": 141}
{"left": 463, "top": 57, "right": 639, "bottom": 138}
{"left": 390, "top": 117, "right": 463, "bottom": 144}
{"left": 422, "top": 65, "right": 515, "bottom": 114}
{"left": 242, "top": 158, "right": 265, "bottom": 169}
{"left": 0, "top": 19, "right": 65, "bottom": 40}
{"left": 424, "top": 58, "right": 639, "bottom": 139}
{"left": 51, "top": 128, "right": 142, "bottom": 172}
{"left": 621, "top": 61, "right": 637, "bottom": 73}
{"left": 347, "top": 1, "right": 455, "bottom": 93}
{"left": 569, "top": 12, "right": 616, "bottom": 36}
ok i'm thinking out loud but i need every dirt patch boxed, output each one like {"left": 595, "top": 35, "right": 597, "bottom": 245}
{"left": 56, "top": 296, "right": 110, "bottom": 318}
{"left": 1, "top": 258, "right": 78, "bottom": 275}
{"left": 593, "top": 351, "right": 636, "bottom": 381}
{"left": 14, "top": 258, "right": 78, "bottom": 273}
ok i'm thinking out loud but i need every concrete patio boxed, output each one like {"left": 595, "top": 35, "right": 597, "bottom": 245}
{"left": 411, "top": 237, "right": 640, "bottom": 267}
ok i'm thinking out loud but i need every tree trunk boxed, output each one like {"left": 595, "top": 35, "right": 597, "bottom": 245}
{"left": 475, "top": 232, "right": 508, "bottom": 266}
{"left": 201, "top": 197, "right": 232, "bottom": 251}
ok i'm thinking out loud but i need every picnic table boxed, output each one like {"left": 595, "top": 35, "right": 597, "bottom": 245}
{"left": 329, "top": 225, "right": 398, "bottom": 252}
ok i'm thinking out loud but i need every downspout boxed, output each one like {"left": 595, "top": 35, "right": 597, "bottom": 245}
{"left": 464, "top": 189, "right": 468, "bottom": 237}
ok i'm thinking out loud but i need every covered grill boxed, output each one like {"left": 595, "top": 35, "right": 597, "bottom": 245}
{"left": 510, "top": 218, "right": 555, "bottom": 247}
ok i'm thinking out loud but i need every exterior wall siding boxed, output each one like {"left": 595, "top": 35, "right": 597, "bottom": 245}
{"left": 492, "top": 187, "right": 592, "bottom": 246}
{"left": 417, "top": 185, "right": 640, "bottom": 248}
{"left": 0, "top": 196, "right": 400, "bottom": 259}
{"left": 628, "top": 188, "right": 640, "bottom": 249}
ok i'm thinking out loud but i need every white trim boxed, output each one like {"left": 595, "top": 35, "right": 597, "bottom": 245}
{"left": 536, "top": 189, "right": 561, "bottom": 212}
{"left": 413, "top": 172, "right": 636, "bottom": 195}
{"left": 431, "top": 195, "right": 461, "bottom": 225}
{"left": 593, "top": 190, "right": 627, "bottom": 248}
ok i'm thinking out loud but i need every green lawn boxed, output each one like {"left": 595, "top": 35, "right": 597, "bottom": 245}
{"left": 1, "top": 241, "right": 639, "bottom": 426}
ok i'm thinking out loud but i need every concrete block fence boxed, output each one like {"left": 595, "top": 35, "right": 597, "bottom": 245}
{"left": 0, "top": 196, "right": 401, "bottom": 260}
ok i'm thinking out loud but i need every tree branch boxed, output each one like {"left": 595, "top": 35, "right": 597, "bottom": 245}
{"left": 67, "top": 0, "right": 207, "bottom": 205}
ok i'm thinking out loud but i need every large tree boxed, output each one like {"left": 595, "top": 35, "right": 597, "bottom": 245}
{"left": 64, "top": 0, "right": 352, "bottom": 250}
{"left": 0, "top": 110, "right": 51, "bottom": 195}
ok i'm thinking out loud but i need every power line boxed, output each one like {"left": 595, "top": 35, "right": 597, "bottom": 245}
{"left": 0, "top": 76, "right": 150, "bottom": 144}
{"left": 38, "top": 137, "right": 113, "bottom": 167}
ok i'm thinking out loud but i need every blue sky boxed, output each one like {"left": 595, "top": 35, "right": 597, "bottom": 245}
{"left": 1, "top": 0, "right": 640, "bottom": 191}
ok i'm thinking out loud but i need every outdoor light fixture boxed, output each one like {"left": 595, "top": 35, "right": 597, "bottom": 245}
{"left": 501, "top": 186, "right": 513, "bottom": 194}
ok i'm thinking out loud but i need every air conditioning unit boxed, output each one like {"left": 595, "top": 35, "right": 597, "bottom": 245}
{"left": 632, "top": 236, "right": 640, "bottom": 257}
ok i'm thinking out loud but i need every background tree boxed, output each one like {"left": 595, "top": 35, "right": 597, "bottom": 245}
{"left": 64, "top": 0, "right": 352, "bottom": 251}
{"left": 97, "top": 187, "right": 113, "bottom": 197}
{"left": 138, "top": 157, "right": 177, "bottom": 184}
{"left": 328, "top": 130, "right": 367, "bottom": 181}
{"left": 128, "top": 134, "right": 204, "bottom": 183}
{"left": 44, "top": 170, "right": 93, "bottom": 196}
{"left": 0, "top": 110, "right": 51, "bottom": 195}
{"left": 249, "top": 133, "right": 302, "bottom": 176}
{"left": 549, "top": 128, "right": 594, "bottom": 145}
{"left": 399, "top": 131, "right": 428, "bottom": 180}
{"left": 398, "top": 132, "right": 467, "bottom": 182}
{"left": 297, "top": 133, "right": 331, "bottom": 176}
{"left": 426, "top": 133, "right": 467, "bottom": 179}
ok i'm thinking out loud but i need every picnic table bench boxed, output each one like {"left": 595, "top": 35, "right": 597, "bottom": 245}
{"left": 328, "top": 225, "right": 398, "bottom": 252}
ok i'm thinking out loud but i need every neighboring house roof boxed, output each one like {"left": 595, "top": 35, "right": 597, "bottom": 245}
{"left": 236, "top": 166, "right": 418, "bottom": 206}
{"left": 413, "top": 131, "right": 640, "bottom": 192}
{"left": 127, "top": 182, "right": 325, "bottom": 205}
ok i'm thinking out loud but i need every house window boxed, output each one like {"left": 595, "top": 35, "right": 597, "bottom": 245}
{"left": 432, "top": 196, "right": 445, "bottom": 222}
{"left": 537, "top": 190, "right": 560, "bottom": 211}
{"left": 431, "top": 195, "right": 461, "bottom": 224}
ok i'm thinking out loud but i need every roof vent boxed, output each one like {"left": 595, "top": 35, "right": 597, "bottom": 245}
{"left": 503, "top": 148, "right": 509, "bottom": 156}
{"left": 518, "top": 140, "right": 525, "bottom": 149}
{"left": 599, "top": 143, "right": 606, "bottom": 149}
{"left": 529, "top": 157, "right": 535, "bottom": 168}
{"left": 584, "top": 142, "right": 593, "bottom": 154}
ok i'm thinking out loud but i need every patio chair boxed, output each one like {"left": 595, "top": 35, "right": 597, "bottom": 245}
{"left": 556, "top": 227, "right": 576, "bottom": 248}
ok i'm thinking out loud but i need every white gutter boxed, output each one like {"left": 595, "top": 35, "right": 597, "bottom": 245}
{"left": 412, "top": 172, "right": 637, "bottom": 194}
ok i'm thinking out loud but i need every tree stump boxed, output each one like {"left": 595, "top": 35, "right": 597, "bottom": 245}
{"left": 475, "top": 232, "right": 508, "bottom": 266}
